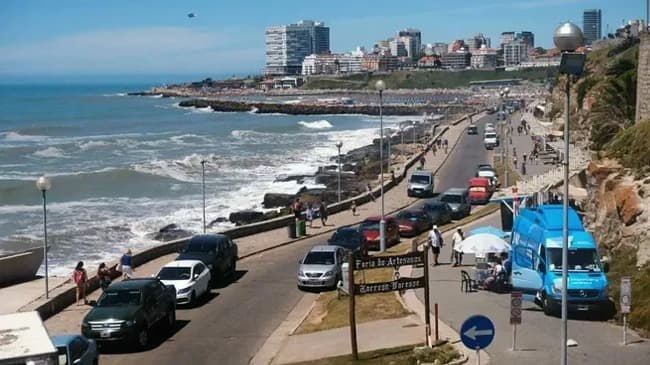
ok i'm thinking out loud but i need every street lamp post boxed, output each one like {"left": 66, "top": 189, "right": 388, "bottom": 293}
{"left": 376, "top": 80, "right": 387, "bottom": 253}
{"left": 400, "top": 124, "right": 405, "bottom": 161}
{"left": 387, "top": 128, "right": 391, "bottom": 177}
{"left": 201, "top": 160, "right": 206, "bottom": 234}
{"left": 412, "top": 121, "right": 417, "bottom": 145}
{"left": 553, "top": 22, "right": 585, "bottom": 365}
{"left": 36, "top": 176, "right": 51, "bottom": 299}
{"left": 336, "top": 141, "right": 343, "bottom": 202}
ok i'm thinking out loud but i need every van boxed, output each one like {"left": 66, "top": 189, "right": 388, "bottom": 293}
{"left": 407, "top": 170, "right": 434, "bottom": 197}
{"left": 483, "top": 132, "right": 499, "bottom": 149}
{"left": 467, "top": 124, "right": 478, "bottom": 135}
{"left": 467, "top": 177, "right": 493, "bottom": 204}
{"left": 510, "top": 204, "right": 611, "bottom": 316}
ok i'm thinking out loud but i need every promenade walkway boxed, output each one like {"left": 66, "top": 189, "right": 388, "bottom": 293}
{"left": 10, "top": 114, "right": 481, "bottom": 334}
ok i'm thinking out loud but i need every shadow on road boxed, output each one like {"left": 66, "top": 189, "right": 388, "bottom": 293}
{"left": 177, "top": 291, "right": 220, "bottom": 309}
{"left": 99, "top": 319, "right": 191, "bottom": 354}
{"left": 212, "top": 269, "right": 248, "bottom": 289}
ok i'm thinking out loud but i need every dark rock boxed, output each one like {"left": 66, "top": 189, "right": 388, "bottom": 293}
{"left": 229, "top": 210, "right": 265, "bottom": 226}
{"left": 150, "top": 224, "right": 193, "bottom": 242}
{"left": 273, "top": 174, "right": 315, "bottom": 184}
{"left": 207, "top": 217, "right": 229, "bottom": 228}
{"left": 263, "top": 193, "right": 295, "bottom": 208}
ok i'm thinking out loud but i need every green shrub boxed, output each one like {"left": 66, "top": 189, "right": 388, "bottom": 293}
{"left": 606, "top": 120, "right": 650, "bottom": 170}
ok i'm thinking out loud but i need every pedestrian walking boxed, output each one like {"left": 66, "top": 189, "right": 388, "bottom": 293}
{"left": 119, "top": 249, "right": 134, "bottom": 280}
{"left": 351, "top": 200, "right": 357, "bottom": 216}
{"left": 522, "top": 153, "right": 527, "bottom": 163}
{"left": 73, "top": 261, "right": 88, "bottom": 305}
{"left": 521, "top": 162, "right": 527, "bottom": 175}
{"left": 512, "top": 147, "right": 517, "bottom": 157}
{"left": 428, "top": 225, "right": 442, "bottom": 266}
{"left": 306, "top": 204, "right": 314, "bottom": 227}
{"left": 451, "top": 227, "right": 465, "bottom": 266}
{"left": 366, "top": 183, "right": 376, "bottom": 202}
{"left": 513, "top": 156, "right": 518, "bottom": 169}
{"left": 319, "top": 200, "right": 328, "bottom": 226}
{"left": 432, "top": 144, "right": 437, "bottom": 157}
{"left": 419, "top": 156, "right": 426, "bottom": 169}
{"left": 97, "top": 262, "right": 113, "bottom": 291}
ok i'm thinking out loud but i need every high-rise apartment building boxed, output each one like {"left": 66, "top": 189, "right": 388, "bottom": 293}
{"left": 584, "top": 9, "right": 602, "bottom": 45}
{"left": 397, "top": 28, "right": 422, "bottom": 61}
{"left": 500, "top": 32, "right": 515, "bottom": 48}
{"left": 264, "top": 20, "right": 330, "bottom": 75}
{"left": 503, "top": 39, "right": 529, "bottom": 66}
{"left": 467, "top": 33, "right": 491, "bottom": 51}
{"left": 517, "top": 31, "right": 534, "bottom": 49}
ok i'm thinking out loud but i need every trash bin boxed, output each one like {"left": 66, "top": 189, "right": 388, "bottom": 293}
{"left": 297, "top": 219, "right": 307, "bottom": 236}
{"left": 288, "top": 221, "right": 297, "bottom": 239}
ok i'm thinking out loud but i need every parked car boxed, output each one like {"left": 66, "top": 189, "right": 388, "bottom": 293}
{"left": 467, "top": 177, "right": 494, "bottom": 204}
{"left": 467, "top": 124, "right": 478, "bottom": 135}
{"left": 327, "top": 227, "right": 367, "bottom": 254}
{"left": 52, "top": 335, "right": 98, "bottom": 365}
{"left": 393, "top": 208, "right": 433, "bottom": 237}
{"left": 156, "top": 260, "right": 211, "bottom": 306}
{"left": 359, "top": 216, "right": 400, "bottom": 250}
{"left": 297, "top": 245, "right": 347, "bottom": 291}
{"left": 420, "top": 200, "right": 453, "bottom": 225}
{"left": 407, "top": 170, "right": 435, "bottom": 197}
{"left": 483, "top": 131, "right": 499, "bottom": 149}
{"left": 476, "top": 166, "right": 499, "bottom": 188}
{"left": 81, "top": 278, "right": 176, "bottom": 349}
{"left": 177, "top": 234, "right": 238, "bottom": 283}
{"left": 439, "top": 188, "right": 471, "bottom": 219}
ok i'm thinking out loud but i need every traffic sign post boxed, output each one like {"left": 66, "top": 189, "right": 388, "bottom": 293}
{"left": 460, "top": 315, "right": 495, "bottom": 365}
{"left": 510, "top": 292, "right": 522, "bottom": 351}
{"left": 621, "top": 277, "right": 631, "bottom": 345}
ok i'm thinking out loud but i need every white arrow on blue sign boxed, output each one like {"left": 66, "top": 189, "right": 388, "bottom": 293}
{"left": 460, "top": 315, "right": 495, "bottom": 350}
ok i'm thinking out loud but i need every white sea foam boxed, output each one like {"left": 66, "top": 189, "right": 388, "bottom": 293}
{"left": 191, "top": 106, "right": 213, "bottom": 113}
{"left": 149, "top": 94, "right": 164, "bottom": 98}
{"left": 78, "top": 140, "right": 110, "bottom": 150}
{"left": 297, "top": 120, "right": 333, "bottom": 129}
{"left": 248, "top": 106, "right": 259, "bottom": 114}
{"left": 1, "top": 131, "right": 48, "bottom": 142}
{"left": 33, "top": 147, "right": 68, "bottom": 158}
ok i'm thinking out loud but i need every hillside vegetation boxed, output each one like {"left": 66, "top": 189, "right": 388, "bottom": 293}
{"left": 303, "top": 68, "right": 556, "bottom": 90}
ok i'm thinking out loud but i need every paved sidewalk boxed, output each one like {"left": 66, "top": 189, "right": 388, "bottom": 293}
{"left": 30, "top": 114, "right": 481, "bottom": 335}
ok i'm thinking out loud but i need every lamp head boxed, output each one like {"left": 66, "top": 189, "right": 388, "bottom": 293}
{"left": 375, "top": 80, "right": 386, "bottom": 91}
{"left": 36, "top": 176, "right": 51, "bottom": 191}
{"left": 335, "top": 141, "right": 343, "bottom": 149}
{"left": 553, "top": 22, "right": 584, "bottom": 52}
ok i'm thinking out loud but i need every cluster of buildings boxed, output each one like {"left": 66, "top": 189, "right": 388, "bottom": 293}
{"left": 262, "top": 9, "right": 642, "bottom": 78}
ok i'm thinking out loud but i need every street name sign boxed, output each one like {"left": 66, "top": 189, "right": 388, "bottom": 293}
{"left": 510, "top": 291, "right": 522, "bottom": 325}
{"left": 354, "top": 276, "right": 425, "bottom": 295}
{"left": 354, "top": 252, "right": 424, "bottom": 270}
{"left": 460, "top": 315, "right": 495, "bottom": 350}
{"left": 621, "top": 277, "right": 631, "bottom": 314}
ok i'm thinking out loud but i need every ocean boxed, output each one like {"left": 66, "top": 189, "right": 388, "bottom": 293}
{"left": 0, "top": 83, "right": 415, "bottom": 275}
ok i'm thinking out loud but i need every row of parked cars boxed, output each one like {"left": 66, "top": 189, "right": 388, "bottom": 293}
{"left": 81, "top": 234, "right": 239, "bottom": 350}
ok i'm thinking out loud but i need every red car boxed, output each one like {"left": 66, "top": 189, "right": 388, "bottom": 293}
{"left": 393, "top": 208, "right": 433, "bottom": 237}
{"left": 359, "top": 216, "right": 400, "bottom": 251}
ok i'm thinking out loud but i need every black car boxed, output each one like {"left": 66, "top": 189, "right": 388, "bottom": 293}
{"left": 327, "top": 227, "right": 367, "bottom": 255}
{"left": 420, "top": 200, "right": 453, "bottom": 225}
{"left": 467, "top": 124, "right": 478, "bottom": 135}
{"left": 177, "top": 234, "right": 238, "bottom": 282}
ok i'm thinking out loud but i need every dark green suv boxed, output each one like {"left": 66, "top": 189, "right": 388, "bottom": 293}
{"left": 81, "top": 278, "right": 176, "bottom": 349}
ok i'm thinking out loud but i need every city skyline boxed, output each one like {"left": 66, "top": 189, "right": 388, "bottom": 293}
{"left": 0, "top": 0, "right": 645, "bottom": 80}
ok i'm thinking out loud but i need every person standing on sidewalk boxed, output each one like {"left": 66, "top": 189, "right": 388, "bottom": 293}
{"left": 306, "top": 204, "right": 314, "bottom": 227}
{"left": 73, "top": 261, "right": 88, "bottom": 305}
{"left": 428, "top": 225, "right": 442, "bottom": 265}
{"left": 97, "top": 263, "right": 113, "bottom": 292}
{"left": 319, "top": 200, "right": 328, "bottom": 226}
{"left": 119, "top": 249, "right": 134, "bottom": 280}
{"left": 366, "top": 183, "right": 376, "bottom": 202}
{"left": 451, "top": 227, "right": 465, "bottom": 266}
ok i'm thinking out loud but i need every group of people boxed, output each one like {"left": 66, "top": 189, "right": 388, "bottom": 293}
{"left": 71, "top": 249, "right": 136, "bottom": 306}
{"left": 427, "top": 226, "right": 465, "bottom": 267}
{"left": 431, "top": 138, "right": 449, "bottom": 156}
{"left": 292, "top": 198, "right": 329, "bottom": 227}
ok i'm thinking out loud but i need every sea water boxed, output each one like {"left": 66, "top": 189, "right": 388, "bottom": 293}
{"left": 0, "top": 83, "right": 412, "bottom": 275}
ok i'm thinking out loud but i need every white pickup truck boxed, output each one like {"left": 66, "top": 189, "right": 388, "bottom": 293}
{"left": 483, "top": 131, "right": 499, "bottom": 149}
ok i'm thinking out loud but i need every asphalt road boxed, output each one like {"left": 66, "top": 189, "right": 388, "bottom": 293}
{"left": 96, "top": 113, "right": 495, "bottom": 365}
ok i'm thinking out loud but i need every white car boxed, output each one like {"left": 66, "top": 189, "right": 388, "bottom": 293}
{"left": 156, "top": 260, "right": 211, "bottom": 306}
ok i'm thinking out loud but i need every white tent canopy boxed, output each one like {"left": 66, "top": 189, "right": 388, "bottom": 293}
{"left": 453, "top": 233, "right": 511, "bottom": 256}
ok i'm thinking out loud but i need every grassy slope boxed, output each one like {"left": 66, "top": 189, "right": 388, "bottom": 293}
{"left": 303, "top": 68, "right": 555, "bottom": 90}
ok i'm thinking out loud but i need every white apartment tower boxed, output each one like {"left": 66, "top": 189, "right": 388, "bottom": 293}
{"left": 264, "top": 20, "right": 330, "bottom": 76}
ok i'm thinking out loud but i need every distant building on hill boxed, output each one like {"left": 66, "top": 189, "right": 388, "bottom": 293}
{"left": 301, "top": 47, "right": 366, "bottom": 75}
{"left": 441, "top": 51, "right": 471, "bottom": 69}
{"left": 264, "top": 20, "right": 330, "bottom": 76}
{"left": 467, "top": 33, "right": 491, "bottom": 51}
{"left": 471, "top": 46, "right": 497, "bottom": 69}
{"left": 583, "top": 9, "right": 602, "bottom": 45}
{"left": 397, "top": 28, "right": 422, "bottom": 61}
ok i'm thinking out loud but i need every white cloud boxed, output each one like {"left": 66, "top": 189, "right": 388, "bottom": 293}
{"left": 0, "top": 27, "right": 264, "bottom": 75}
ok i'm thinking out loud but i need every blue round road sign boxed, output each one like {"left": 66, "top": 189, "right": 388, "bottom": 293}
{"left": 460, "top": 315, "right": 495, "bottom": 350}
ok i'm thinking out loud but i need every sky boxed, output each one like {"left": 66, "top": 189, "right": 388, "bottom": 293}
{"left": 0, "top": 0, "right": 645, "bottom": 82}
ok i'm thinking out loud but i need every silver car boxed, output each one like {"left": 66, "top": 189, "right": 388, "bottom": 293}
{"left": 297, "top": 245, "right": 346, "bottom": 291}
{"left": 439, "top": 188, "right": 471, "bottom": 219}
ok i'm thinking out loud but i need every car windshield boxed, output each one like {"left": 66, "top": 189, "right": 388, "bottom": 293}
{"left": 359, "top": 221, "right": 380, "bottom": 231}
{"left": 158, "top": 267, "right": 191, "bottom": 280}
{"left": 97, "top": 289, "right": 142, "bottom": 307}
{"left": 485, "top": 133, "right": 497, "bottom": 139}
{"left": 57, "top": 347, "right": 68, "bottom": 365}
{"left": 184, "top": 241, "right": 216, "bottom": 253}
{"left": 440, "top": 194, "right": 462, "bottom": 204}
{"left": 410, "top": 175, "right": 430, "bottom": 184}
{"left": 331, "top": 230, "right": 359, "bottom": 243}
{"left": 547, "top": 248, "right": 601, "bottom": 272}
{"left": 303, "top": 251, "right": 335, "bottom": 265}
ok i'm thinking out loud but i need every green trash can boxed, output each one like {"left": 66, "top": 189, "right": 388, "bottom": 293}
{"left": 297, "top": 220, "right": 307, "bottom": 236}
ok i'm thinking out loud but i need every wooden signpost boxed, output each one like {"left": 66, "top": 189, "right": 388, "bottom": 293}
{"left": 348, "top": 249, "right": 430, "bottom": 359}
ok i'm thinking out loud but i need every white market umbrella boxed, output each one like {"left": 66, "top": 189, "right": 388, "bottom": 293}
{"left": 453, "top": 233, "right": 511, "bottom": 256}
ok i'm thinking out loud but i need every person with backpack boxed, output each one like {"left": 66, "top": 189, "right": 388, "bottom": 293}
{"left": 73, "top": 261, "right": 88, "bottom": 305}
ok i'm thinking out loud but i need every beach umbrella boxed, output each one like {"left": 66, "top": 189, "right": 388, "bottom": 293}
{"left": 469, "top": 226, "right": 509, "bottom": 239}
{"left": 454, "top": 233, "right": 511, "bottom": 255}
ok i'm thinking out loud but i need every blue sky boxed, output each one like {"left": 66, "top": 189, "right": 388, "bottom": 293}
{"left": 0, "top": 0, "right": 645, "bottom": 80}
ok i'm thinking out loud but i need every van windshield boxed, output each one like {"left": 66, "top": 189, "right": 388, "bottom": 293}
{"left": 547, "top": 248, "right": 601, "bottom": 272}
{"left": 440, "top": 194, "right": 462, "bottom": 204}
{"left": 410, "top": 175, "right": 430, "bottom": 184}
{"left": 484, "top": 133, "right": 497, "bottom": 139}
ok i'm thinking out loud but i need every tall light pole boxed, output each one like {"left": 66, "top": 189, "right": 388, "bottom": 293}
{"left": 201, "top": 160, "right": 207, "bottom": 233}
{"left": 399, "top": 123, "right": 405, "bottom": 161}
{"left": 554, "top": 22, "right": 585, "bottom": 365}
{"left": 336, "top": 141, "right": 343, "bottom": 202}
{"left": 36, "top": 176, "right": 51, "bottom": 299}
{"left": 376, "top": 80, "right": 387, "bottom": 253}
{"left": 387, "top": 127, "right": 392, "bottom": 176}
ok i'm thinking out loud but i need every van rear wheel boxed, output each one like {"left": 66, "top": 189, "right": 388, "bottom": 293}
{"left": 542, "top": 293, "right": 555, "bottom": 316}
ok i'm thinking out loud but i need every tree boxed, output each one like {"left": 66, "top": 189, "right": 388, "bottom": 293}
{"left": 534, "top": 47, "right": 547, "bottom": 55}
